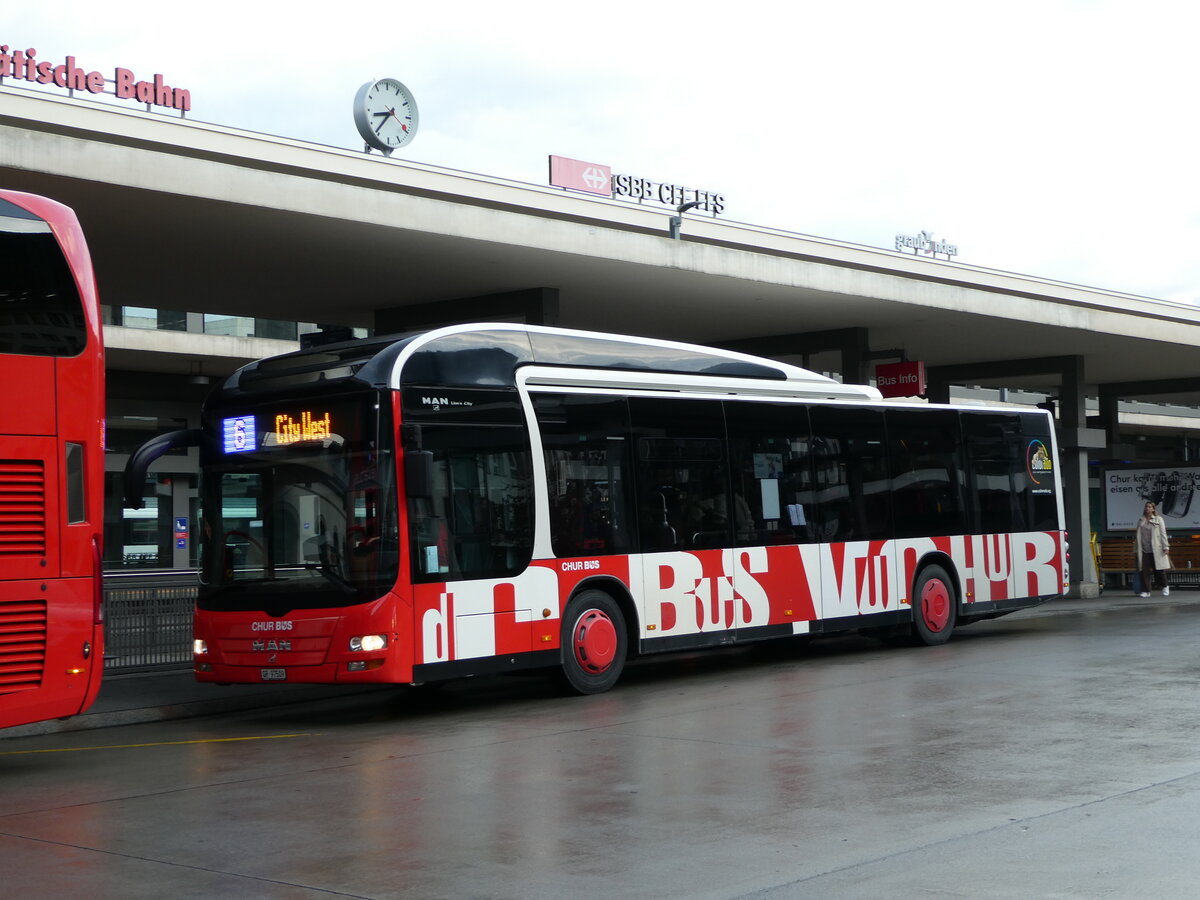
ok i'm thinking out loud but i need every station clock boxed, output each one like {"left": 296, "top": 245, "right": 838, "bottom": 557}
{"left": 353, "top": 78, "right": 419, "bottom": 155}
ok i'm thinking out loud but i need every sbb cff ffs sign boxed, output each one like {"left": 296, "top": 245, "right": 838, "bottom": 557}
{"left": 549, "top": 154, "right": 725, "bottom": 214}
{"left": 548, "top": 155, "right": 612, "bottom": 196}
{"left": 875, "top": 361, "right": 926, "bottom": 398}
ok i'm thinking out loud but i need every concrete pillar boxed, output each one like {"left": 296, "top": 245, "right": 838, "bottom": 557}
{"left": 838, "top": 328, "right": 871, "bottom": 386}
{"left": 924, "top": 375, "right": 951, "bottom": 404}
{"left": 1097, "top": 386, "right": 1121, "bottom": 446}
{"left": 1059, "top": 356, "right": 1102, "bottom": 598}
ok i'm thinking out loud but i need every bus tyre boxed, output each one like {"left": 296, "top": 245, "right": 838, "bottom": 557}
{"left": 560, "top": 590, "right": 627, "bottom": 695}
{"left": 912, "top": 564, "right": 956, "bottom": 646}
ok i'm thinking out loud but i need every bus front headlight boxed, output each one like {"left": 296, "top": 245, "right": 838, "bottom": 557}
{"left": 350, "top": 634, "right": 388, "bottom": 652}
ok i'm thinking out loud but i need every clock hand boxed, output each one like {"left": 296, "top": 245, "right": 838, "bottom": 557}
{"left": 385, "top": 108, "right": 410, "bottom": 132}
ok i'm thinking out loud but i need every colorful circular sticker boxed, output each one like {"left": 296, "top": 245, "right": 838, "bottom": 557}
{"left": 1027, "top": 439, "right": 1052, "bottom": 484}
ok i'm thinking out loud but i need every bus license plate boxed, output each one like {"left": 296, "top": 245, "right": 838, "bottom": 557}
{"left": 261, "top": 668, "right": 287, "bottom": 681}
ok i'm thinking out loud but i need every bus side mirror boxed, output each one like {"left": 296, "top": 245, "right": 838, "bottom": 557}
{"left": 123, "top": 429, "right": 202, "bottom": 509}
{"left": 405, "top": 450, "right": 434, "bottom": 500}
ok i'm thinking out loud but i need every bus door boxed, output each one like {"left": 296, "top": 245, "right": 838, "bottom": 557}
{"left": 724, "top": 400, "right": 823, "bottom": 635}
{"left": 808, "top": 406, "right": 896, "bottom": 621}
{"left": 628, "top": 397, "right": 740, "bottom": 645}
{"left": 962, "top": 411, "right": 1060, "bottom": 604}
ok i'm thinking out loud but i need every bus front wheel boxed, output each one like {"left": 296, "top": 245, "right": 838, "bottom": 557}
{"left": 912, "top": 564, "right": 956, "bottom": 646}
{"left": 559, "top": 590, "right": 627, "bottom": 695}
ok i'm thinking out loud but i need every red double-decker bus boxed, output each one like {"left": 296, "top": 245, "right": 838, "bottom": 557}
{"left": 130, "top": 324, "right": 1066, "bottom": 694}
{"left": 0, "top": 190, "right": 105, "bottom": 729}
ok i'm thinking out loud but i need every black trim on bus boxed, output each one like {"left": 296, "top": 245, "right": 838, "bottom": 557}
{"left": 639, "top": 631, "right": 740, "bottom": 655}
{"left": 814, "top": 610, "right": 912, "bottom": 634}
{"left": 725, "top": 623, "right": 801, "bottom": 644}
{"left": 411, "top": 649, "right": 561, "bottom": 683}
{"left": 634, "top": 595, "right": 1056, "bottom": 655}
{"left": 224, "top": 325, "right": 792, "bottom": 396}
{"left": 636, "top": 615, "right": 917, "bottom": 654}
{"left": 958, "top": 594, "right": 1054, "bottom": 621}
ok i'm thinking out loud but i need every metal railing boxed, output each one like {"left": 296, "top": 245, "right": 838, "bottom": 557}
{"left": 103, "top": 571, "right": 198, "bottom": 673}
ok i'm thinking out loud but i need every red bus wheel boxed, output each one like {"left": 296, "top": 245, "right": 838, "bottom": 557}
{"left": 560, "top": 590, "right": 627, "bottom": 694}
{"left": 912, "top": 564, "right": 956, "bottom": 646}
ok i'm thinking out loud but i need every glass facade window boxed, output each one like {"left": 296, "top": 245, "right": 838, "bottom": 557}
{"left": 100, "top": 305, "right": 308, "bottom": 338}
{"left": 103, "top": 306, "right": 187, "bottom": 331}
{"left": 204, "top": 313, "right": 297, "bottom": 341}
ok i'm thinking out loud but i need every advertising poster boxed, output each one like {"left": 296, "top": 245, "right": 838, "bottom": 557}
{"left": 1105, "top": 467, "right": 1200, "bottom": 530}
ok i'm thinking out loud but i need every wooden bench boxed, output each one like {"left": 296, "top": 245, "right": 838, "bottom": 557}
{"left": 1096, "top": 535, "right": 1200, "bottom": 590}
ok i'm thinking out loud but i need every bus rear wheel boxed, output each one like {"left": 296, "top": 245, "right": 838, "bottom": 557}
{"left": 560, "top": 590, "right": 627, "bottom": 695}
{"left": 912, "top": 564, "right": 956, "bottom": 646}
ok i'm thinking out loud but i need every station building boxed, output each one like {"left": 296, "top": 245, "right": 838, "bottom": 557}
{"left": 5, "top": 77, "right": 1200, "bottom": 609}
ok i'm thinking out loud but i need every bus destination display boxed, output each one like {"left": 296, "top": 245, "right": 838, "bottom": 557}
{"left": 222, "top": 410, "right": 336, "bottom": 453}
{"left": 222, "top": 415, "right": 256, "bottom": 453}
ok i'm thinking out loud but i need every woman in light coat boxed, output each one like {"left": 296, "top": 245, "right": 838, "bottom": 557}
{"left": 1135, "top": 501, "right": 1171, "bottom": 597}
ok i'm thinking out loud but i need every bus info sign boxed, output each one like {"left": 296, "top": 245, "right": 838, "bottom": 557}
{"left": 875, "top": 361, "right": 926, "bottom": 398}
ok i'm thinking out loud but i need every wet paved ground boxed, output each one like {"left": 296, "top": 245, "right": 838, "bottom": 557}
{"left": 3, "top": 596, "right": 1200, "bottom": 898}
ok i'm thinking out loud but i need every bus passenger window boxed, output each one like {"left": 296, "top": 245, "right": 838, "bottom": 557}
{"left": 809, "top": 405, "right": 892, "bottom": 543}
{"left": 962, "top": 412, "right": 1023, "bottom": 535}
{"left": 629, "top": 397, "right": 731, "bottom": 553}
{"left": 534, "top": 394, "right": 634, "bottom": 558}
{"left": 408, "top": 425, "right": 533, "bottom": 583}
{"left": 886, "top": 408, "right": 966, "bottom": 539}
{"left": 724, "top": 401, "right": 816, "bottom": 546}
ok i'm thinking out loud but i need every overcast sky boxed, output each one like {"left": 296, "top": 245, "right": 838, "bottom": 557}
{"left": 9, "top": 1, "right": 1199, "bottom": 302}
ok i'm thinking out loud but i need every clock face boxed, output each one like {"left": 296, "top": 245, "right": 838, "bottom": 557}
{"left": 353, "top": 78, "right": 419, "bottom": 153}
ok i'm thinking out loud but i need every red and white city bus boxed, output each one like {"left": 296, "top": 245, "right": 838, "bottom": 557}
{"left": 0, "top": 190, "right": 105, "bottom": 729}
{"left": 133, "top": 324, "right": 1066, "bottom": 694}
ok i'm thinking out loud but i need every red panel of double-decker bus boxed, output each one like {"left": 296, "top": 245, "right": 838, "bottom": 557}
{"left": 0, "top": 356, "right": 55, "bottom": 435}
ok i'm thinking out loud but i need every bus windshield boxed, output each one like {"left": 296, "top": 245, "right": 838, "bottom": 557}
{"left": 199, "top": 391, "right": 397, "bottom": 612}
{"left": 0, "top": 196, "right": 88, "bottom": 357}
